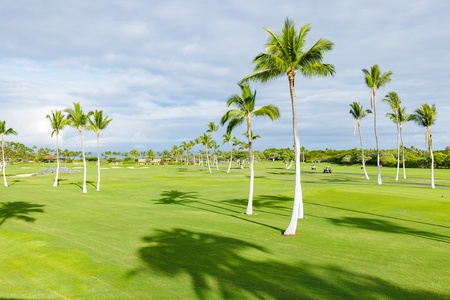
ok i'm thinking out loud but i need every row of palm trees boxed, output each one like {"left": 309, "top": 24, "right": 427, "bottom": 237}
{"left": 46, "top": 102, "right": 112, "bottom": 193}
{"left": 351, "top": 65, "right": 437, "bottom": 188}
{"left": 0, "top": 121, "right": 18, "bottom": 187}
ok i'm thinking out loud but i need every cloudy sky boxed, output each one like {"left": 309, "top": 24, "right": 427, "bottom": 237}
{"left": 1, "top": 0, "right": 449, "bottom": 154}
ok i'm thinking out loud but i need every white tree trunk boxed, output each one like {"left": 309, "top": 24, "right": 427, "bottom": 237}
{"left": 358, "top": 125, "right": 370, "bottom": 180}
{"left": 2, "top": 136, "right": 7, "bottom": 188}
{"left": 372, "top": 89, "right": 382, "bottom": 185}
{"left": 395, "top": 123, "right": 400, "bottom": 181}
{"left": 430, "top": 137, "right": 435, "bottom": 189}
{"left": 284, "top": 75, "right": 303, "bottom": 235}
{"left": 96, "top": 133, "right": 101, "bottom": 191}
{"left": 79, "top": 128, "right": 88, "bottom": 193}
{"left": 54, "top": 133, "right": 60, "bottom": 187}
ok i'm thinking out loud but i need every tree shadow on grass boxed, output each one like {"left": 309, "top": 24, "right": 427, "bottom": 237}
{"left": 129, "top": 228, "right": 449, "bottom": 300}
{"left": 155, "top": 190, "right": 283, "bottom": 232}
{"left": 0, "top": 201, "right": 45, "bottom": 226}
{"left": 326, "top": 217, "right": 450, "bottom": 244}
{"left": 69, "top": 180, "right": 95, "bottom": 191}
{"left": 307, "top": 202, "right": 450, "bottom": 230}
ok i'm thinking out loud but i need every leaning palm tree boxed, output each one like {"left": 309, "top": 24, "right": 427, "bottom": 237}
{"left": 46, "top": 110, "right": 70, "bottom": 187}
{"left": 65, "top": 102, "right": 91, "bottom": 193}
{"left": 86, "top": 109, "right": 112, "bottom": 191}
{"left": 382, "top": 91, "right": 402, "bottom": 181}
{"left": 221, "top": 82, "right": 280, "bottom": 215}
{"left": 242, "top": 18, "right": 334, "bottom": 235}
{"left": 349, "top": 102, "right": 372, "bottom": 180}
{"left": 362, "top": 64, "right": 393, "bottom": 185}
{"left": 0, "top": 121, "right": 18, "bottom": 187}
{"left": 408, "top": 103, "right": 437, "bottom": 189}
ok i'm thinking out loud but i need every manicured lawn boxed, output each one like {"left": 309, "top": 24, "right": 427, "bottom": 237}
{"left": 1, "top": 162, "right": 449, "bottom": 299}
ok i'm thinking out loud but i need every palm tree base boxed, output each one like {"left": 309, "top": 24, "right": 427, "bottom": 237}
{"left": 281, "top": 233, "right": 300, "bottom": 236}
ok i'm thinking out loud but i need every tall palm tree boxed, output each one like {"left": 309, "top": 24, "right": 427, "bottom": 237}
{"left": 408, "top": 103, "right": 437, "bottom": 189}
{"left": 397, "top": 106, "right": 409, "bottom": 179}
{"left": 0, "top": 121, "right": 18, "bottom": 187}
{"left": 242, "top": 18, "right": 334, "bottom": 234}
{"left": 362, "top": 64, "right": 393, "bottom": 185}
{"left": 349, "top": 102, "right": 372, "bottom": 180}
{"left": 199, "top": 133, "right": 212, "bottom": 173}
{"left": 221, "top": 82, "right": 280, "bottom": 215}
{"left": 65, "top": 102, "right": 90, "bottom": 193}
{"left": 86, "top": 109, "right": 112, "bottom": 191}
{"left": 46, "top": 110, "right": 70, "bottom": 187}
{"left": 382, "top": 91, "right": 402, "bottom": 181}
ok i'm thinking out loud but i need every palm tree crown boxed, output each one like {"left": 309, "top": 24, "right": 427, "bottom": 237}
{"left": 87, "top": 109, "right": 113, "bottom": 135}
{"left": 221, "top": 82, "right": 280, "bottom": 134}
{"left": 349, "top": 102, "right": 371, "bottom": 134}
{"left": 408, "top": 104, "right": 436, "bottom": 148}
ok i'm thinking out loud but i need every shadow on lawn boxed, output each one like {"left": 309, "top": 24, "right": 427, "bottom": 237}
{"left": 0, "top": 201, "right": 45, "bottom": 226}
{"left": 155, "top": 190, "right": 283, "bottom": 232}
{"left": 327, "top": 217, "right": 450, "bottom": 244}
{"left": 130, "top": 228, "right": 449, "bottom": 300}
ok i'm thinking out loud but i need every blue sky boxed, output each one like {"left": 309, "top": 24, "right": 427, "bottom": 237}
{"left": 1, "top": 0, "right": 449, "bottom": 153}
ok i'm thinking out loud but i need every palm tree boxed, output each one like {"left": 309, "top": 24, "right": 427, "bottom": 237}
{"left": 362, "top": 64, "right": 393, "bottom": 185}
{"left": 221, "top": 82, "right": 280, "bottom": 215}
{"left": 46, "top": 110, "right": 70, "bottom": 187}
{"left": 206, "top": 122, "right": 219, "bottom": 169}
{"left": 86, "top": 109, "right": 112, "bottom": 191}
{"left": 408, "top": 104, "right": 437, "bottom": 189}
{"left": 181, "top": 141, "right": 192, "bottom": 165}
{"left": 222, "top": 132, "right": 234, "bottom": 173}
{"left": 242, "top": 18, "right": 334, "bottom": 235}
{"left": 0, "top": 121, "right": 18, "bottom": 187}
{"left": 382, "top": 91, "right": 402, "bottom": 181}
{"left": 349, "top": 102, "right": 372, "bottom": 180}
{"left": 199, "top": 133, "right": 212, "bottom": 173}
{"left": 397, "top": 106, "right": 409, "bottom": 179}
{"left": 65, "top": 102, "right": 90, "bottom": 193}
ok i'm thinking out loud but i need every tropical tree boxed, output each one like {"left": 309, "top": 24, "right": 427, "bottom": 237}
{"left": 242, "top": 18, "right": 334, "bottom": 234}
{"left": 397, "top": 106, "right": 409, "bottom": 179}
{"left": 382, "top": 91, "right": 402, "bottom": 181}
{"left": 46, "top": 110, "right": 70, "bottom": 187}
{"left": 65, "top": 102, "right": 90, "bottom": 193}
{"left": 86, "top": 109, "right": 112, "bottom": 191}
{"left": 362, "top": 64, "right": 393, "bottom": 185}
{"left": 0, "top": 121, "right": 18, "bottom": 187}
{"left": 199, "top": 133, "right": 212, "bottom": 173}
{"left": 408, "top": 103, "right": 437, "bottom": 188}
{"left": 221, "top": 82, "right": 280, "bottom": 215}
{"left": 349, "top": 102, "right": 372, "bottom": 180}
{"left": 181, "top": 141, "right": 192, "bottom": 165}
{"left": 206, "top": 122, "right": 219, "bottom": 169}
{"left": 222, "top": 132, "right": 234, "bottom": 173}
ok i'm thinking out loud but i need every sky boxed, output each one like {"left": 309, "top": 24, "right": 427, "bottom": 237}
{"left": 1, "top": 0, "right": 449, "bottom": 154}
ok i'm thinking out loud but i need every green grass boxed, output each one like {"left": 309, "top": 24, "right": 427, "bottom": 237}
{"left": 1, "top": 162, "right": 449, "bottom": 299}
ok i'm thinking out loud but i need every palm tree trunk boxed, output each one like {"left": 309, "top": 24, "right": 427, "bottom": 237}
{"left": 358, "top": 125, "right": 370, "bottom": 180}
{"left": 79, "top": 128, "right": 87, "bottom": 193}
{"left": 284, "top": 75, "right": 303, "bottom": 235}
{"left": 395, "top": 123, "right": 400, "bottom": 181}
{"left": 246, "top": 124, "right": 254, "bottom": 215}
{"left": 430, "top": 133, "right": 435, "bottom": 189}
{"left": 372, "top": 89, "right": 382, "bottom": 185}
{"left": 54, "top": 133, "right": 60, "bottom": 187}
{"left": 96, "top": 134, "right": 101, "bottom": 191}
{"left": 205, "top": 146, "right": 211, "bottom": 173}
{"left": 227, "top": 143, "right": 232, "bottom": 173}
{"left": 400, "top": 125, "right": 406, "bottom": 179}
{"left": 1, "top": 136, "right": 7, "bottom": 188}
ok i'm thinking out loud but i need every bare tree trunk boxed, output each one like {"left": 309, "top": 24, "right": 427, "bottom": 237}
{"left": 284, "top": 75, "right": 303, "bottom": 235}
{"left": 96, "top": 134, "right": 100, "bottom": 191}
{"left": 79, "top": 128, "right": 87, "bottom": 193}
{"left": 1, "top": 136, "right": 7, "bottom": 188}
{"left": 395, "top": 122, "right": 400, "bottom": 181}
{"left": 372, "top": 89, "right": 382, "bottom": 185}
{"left": 358, "top": 124, "right": 370, "bottom": 180}
{"left": 53, "top": 133, "right": 60, "bottom": 187}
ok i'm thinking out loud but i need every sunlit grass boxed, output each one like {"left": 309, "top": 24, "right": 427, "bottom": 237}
{"left": 1, "top": 161, "right": 449, "bottom": 299}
